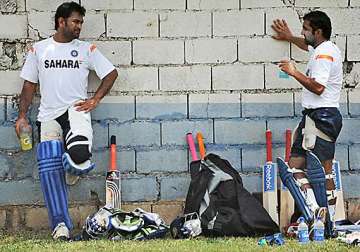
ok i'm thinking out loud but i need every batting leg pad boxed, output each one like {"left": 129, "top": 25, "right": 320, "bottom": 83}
{"left": 306, "top": 151, "right": 333, "bottom": 236}
{"left": 37, "top": 140, "right": 73, "bottom": 230}
{"left": 61, "top": 104, "right": 95, "bottom": 176}
{"left": 277, "top": 157, "right": 313, "bottom": 222}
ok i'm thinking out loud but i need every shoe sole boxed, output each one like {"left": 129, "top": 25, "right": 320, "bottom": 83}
{"left": 66, "top": 173, "right": 80, "bottom": 186}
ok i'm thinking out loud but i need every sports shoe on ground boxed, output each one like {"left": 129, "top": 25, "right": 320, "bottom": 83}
{"left": 52, "top": 222, "right": 70, "bottom": 241}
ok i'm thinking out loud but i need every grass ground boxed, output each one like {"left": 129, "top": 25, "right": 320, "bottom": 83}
{"left": 0, "top": 231, "right": 358, "bottom": 252}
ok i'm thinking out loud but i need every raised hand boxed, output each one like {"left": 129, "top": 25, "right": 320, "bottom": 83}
{"left": 271, "top": 19, "right": 293, "bottom": 41}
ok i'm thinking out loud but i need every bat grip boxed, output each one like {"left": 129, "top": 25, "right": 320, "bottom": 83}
{"left": 187, "top": 133, "right": 198, "bottom": 161}
{"left": 285, "top": 129, "right": 292, "bottom": 162}
{"left": 197, "top": 132, "right": 206, "bottom": 160}
{"left": 110, "top": 144, "right": 116, "bottom": 171}
{"left": 266, "top": 130, "right": 272, "bottom": 162}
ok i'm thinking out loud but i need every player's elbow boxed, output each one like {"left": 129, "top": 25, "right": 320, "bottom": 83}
{"left": 103, "top": 69, "right": 118, "bottom": 82}
{"left": 22, "top": 80, "right": 37, "bottom": 93}
{"left": 309, "top": 79, "right": 325, "bottom": 95}
{"left": 110, "top": 69, "right": 118, "bottom": 80}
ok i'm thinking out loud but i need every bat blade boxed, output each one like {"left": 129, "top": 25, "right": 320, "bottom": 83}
{"left": 279, "top": 129, "right": 295, "bottom": 232}
{"left": 187, "top": 133, "right": 198, "bottom": 161}
{"left": 196, "top": 132, "right": 206, "bottom": 160}
{"left": 263, "top": 130, "right": 278, "bottom": 224}
{"left": 332, "top": 160, "right": 346, "bottom": 221}
{"left": 105, "top": 135, "right": 121, "bottom": 209}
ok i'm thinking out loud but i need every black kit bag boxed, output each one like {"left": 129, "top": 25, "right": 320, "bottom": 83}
{"left": 184, "top": 153, "right": 279, "bottom": 237}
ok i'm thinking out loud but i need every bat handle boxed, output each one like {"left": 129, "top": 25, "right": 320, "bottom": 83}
{"left": 266, "top": 130, "right": 272, "bottom": 163}
{"left": 285, "top": 129, "right": 292, "bottom": 162}
{"left": 187, "top": 133, "right": 198, "bottom": 161}
{"left": 110, "top": 135, "right": 117, "bottom": 171}
{"left": 196, "top": 132, "right": 206, "bottom": 160}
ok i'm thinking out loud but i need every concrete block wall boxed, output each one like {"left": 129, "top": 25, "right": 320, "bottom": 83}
{"left": 1, "top": 0, "right": 360, "bottom": 229}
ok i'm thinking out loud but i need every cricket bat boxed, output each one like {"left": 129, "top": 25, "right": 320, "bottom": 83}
{"left": 262, "top": 129, "right": 278, "bottom": 224}
{"left": 279, "top": 129, "right": 295, "bottom": 231}
{"left": 333, "top": 159, "right": 346, "bottom": 221}
{"left": 105, "top": 135, "right": 121, "bottom": 209}
{"left": 186, "top": 133, "right": 198, "bottom": 161}
{"left": 196, "top": 132, "right": 206, "bottom": 160}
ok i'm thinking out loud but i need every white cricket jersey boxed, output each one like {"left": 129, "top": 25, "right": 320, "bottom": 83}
{"left": 302, "top": 41, "right": 342, "bottom": 109}
{"left": 20, "top": 37, "right": 115, "bottom": 122}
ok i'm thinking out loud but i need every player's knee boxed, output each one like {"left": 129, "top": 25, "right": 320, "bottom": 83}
{"left": 67, "top": 145, "right": 91, "bottom": 164}
{"left": 288, "top": 156, "right": 305, "bottom": 170}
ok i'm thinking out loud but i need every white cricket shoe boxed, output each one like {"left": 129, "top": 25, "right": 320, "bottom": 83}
{"left": 52, "top": 222, "right": 70, "bottom": 241}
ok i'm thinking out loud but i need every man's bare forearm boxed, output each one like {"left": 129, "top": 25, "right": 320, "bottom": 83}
{"left": 292, "top": 70, "right": 325, "bottom": 95}
{"left": 18, "top": 81, "right": 36, "bottom": 119}
{"left": 93, "top": 69, "right": 118, "bottom": 101}
{"left": 289, "top": 36, "right": 308, "bottom": 51}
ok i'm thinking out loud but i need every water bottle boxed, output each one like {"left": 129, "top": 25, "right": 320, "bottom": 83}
{"left": 313, "top": 217, "right": 325, "bottom": 242}
{"left": 298, "top": 217, "right": 309, "bottom": 244}
{"left": 19, "top": 122, "right": 32, "bottom": 151}
{"left": 279, "top": 70, "right": 290, "bottom": 79}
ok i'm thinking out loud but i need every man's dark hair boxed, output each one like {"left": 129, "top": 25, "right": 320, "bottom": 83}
{"left": 54, "top": 1, "right": 86, "bottom": 30}
{"left": 303, "top": 11, "right": 332, "bottom": 40}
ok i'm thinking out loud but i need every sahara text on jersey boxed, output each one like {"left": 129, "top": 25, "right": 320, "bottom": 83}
{"left": 44, "top": 59, "right": 80, "bottom": 69}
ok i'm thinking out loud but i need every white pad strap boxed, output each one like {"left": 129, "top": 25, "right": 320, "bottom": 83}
{"left": 327, "top": 189, "right": 337, "bottom": 201}
{"left": 298, "top": 178, "right": 310, "bottom": 185}
{"left": 325, "top": 173, "right": 336, "bottom": 201}
{"left": 288, "top": 168, "right": 306, "bottom": 175}
{"left": 325, "top": 174, "right": 334, "bottom": 180}
{"left": 67, "top": 140, "right": 91, "bottom": 150}
{"left": 288, "top": 168, "right": 309, "bottom": 186}
{"left": 65, "top": 131, "right": 75, "bottom": 142}
{"left": 324, "top": 172, "right": 336, "bottom": 201}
